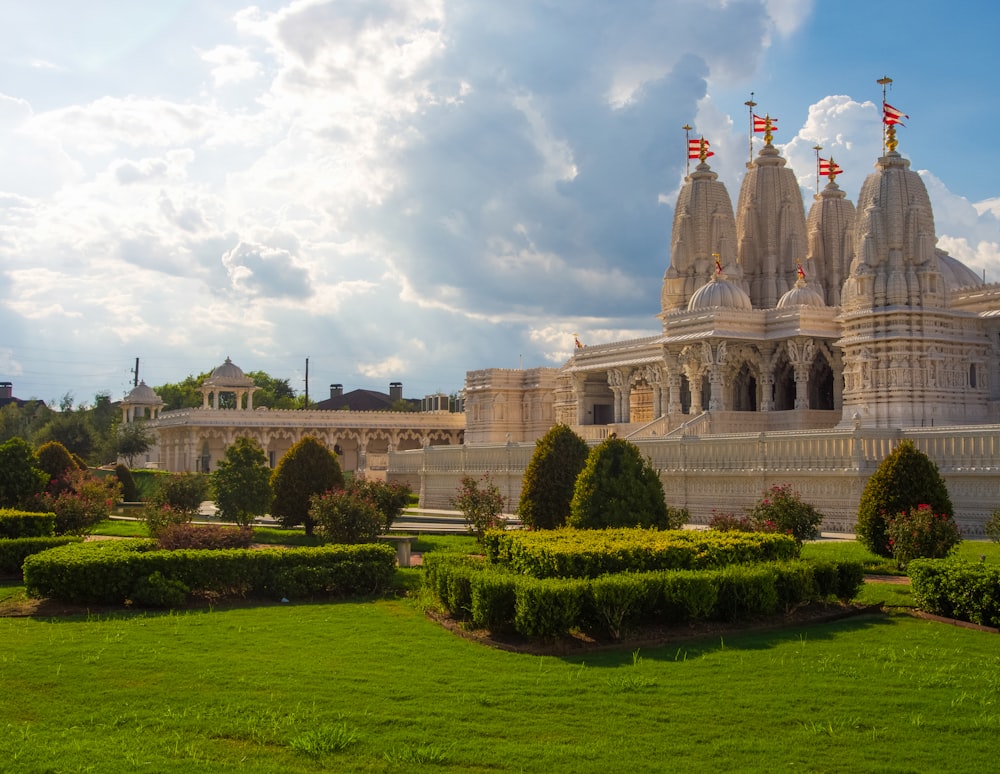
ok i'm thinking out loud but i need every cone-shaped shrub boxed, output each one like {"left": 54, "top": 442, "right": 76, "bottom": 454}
{"left": 271, "top": 436, "right": 344, "bottom": 536}
{"left": 568, "top": 436, "right": 667, "bottom": 529}
{"left": 856, "top": 440, "right": 953, "bottom": 557}
{"left": 518, "top": 424, "right": 589, "bottom": 530}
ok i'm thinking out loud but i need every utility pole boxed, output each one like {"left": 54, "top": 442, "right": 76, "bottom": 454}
{"left": 304, "top": 357, "right": 309, "bottom": 407}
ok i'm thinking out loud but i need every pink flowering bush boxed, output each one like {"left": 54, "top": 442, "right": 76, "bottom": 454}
{"left": 887, "top": 504, "right": 961, "bottom": 569}
{"left": 451, "top": 474, "right": 507, "bottom": 543}
{"left": 746, "top": 484, "right": 824, "bottom": 544}
{"left": 310, "top": 489, "right": 383, "bottom": 545}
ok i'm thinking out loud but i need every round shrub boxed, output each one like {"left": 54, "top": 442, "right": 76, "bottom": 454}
{"left": 886, "top": 504, "right": 961, "bottom": 569}
{"left": 271, "top": 436, "right": 344, "bottom": 536}
{"left": 153, "top": 472, "right": 210, "bottom": 516}
{"left": 517, "top": 424, "right": 589, "bottom": 530}
{"left": 36, "top": 441, "right": 76, "bottom": 490}
{"left": 568, "top": 437, "right": 667, "bottom": 529}
{"left": 311, "top": 489, "right": 382, "bottom": 544}
{"left": 747, "top": 484, "right": 824, "bottom": 544}
{"left": 856, "top": 440, "right": 953, "bottom": 557}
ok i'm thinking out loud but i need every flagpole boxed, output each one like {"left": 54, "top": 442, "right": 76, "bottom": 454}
{"left": 683, "top": 124, "right": 693, "bottom": 176}
{"left": 877, "top": 75, "right": 892, "bottom": 155}
{"left": 744, "top": 94, "right": 757, "bottom": 166}
{"left": 813, "top": 145, "right": 822, "bottom": 196}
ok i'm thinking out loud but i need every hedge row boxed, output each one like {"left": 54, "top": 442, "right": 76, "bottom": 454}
{"left": 22, "top": 539, "right": 397, "bottom": 606}
{"left": 482, "top": 527, "right": 799, "bottom": 579}
{"left": 908, "top": 558, "right": 1000, "bottom": 627}
{"left": 424, "top": 554, "right": 864, "bottom": 639}
{"left": 0, "top": 510, "right": 56, "bottom": 539}
{"left": 0, "top": 536, "right": 83, "bottom": 575}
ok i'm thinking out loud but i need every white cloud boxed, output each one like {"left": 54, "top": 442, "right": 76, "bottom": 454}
{"left": 200, "top": 45, "right": 264, "bottom": 87}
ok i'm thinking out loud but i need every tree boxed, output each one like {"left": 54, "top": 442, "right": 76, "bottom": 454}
{"left": 114, "top": 463, "right": 138, "bottom": 502}
{"left": 568, "top": 436, "right": 668, "bottom": 529}
{"left": 347, "top": 478, "right": 411, "bottom": 533}
{"left": 517, "top": 424, "right": 589, "bottom": 530}
{"left": 451, "top": 474, "right": 507, "bottom": 542}
{"left": 113, "top": 421, "right": 155, "bottom": 468}
{"left": 270, "top": 436, "right": 344, "bottom": 535}
{"left": 35, "top": 440, "right": 77, "bottom": 488}
{"left": 34, "top": 410, "right": 95, "bottom": 460}
{"left": 856, "top": 440, "right": 954, "bottom": 557}
{"left": 213, "top": 437, "right": 273, "bottom": 527}
{"left": 0, "top": 437, "right": 48, "bottom": 508}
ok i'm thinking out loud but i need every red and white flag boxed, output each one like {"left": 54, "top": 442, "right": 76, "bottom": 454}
{"left": 883, "top": 102, "right": 908, "bottom": 126}
{"left": 753, "top": 114, "right": 776, "bottom": 133}
{"left": 688, "top": 138, "right": 714, "bottom": 159}
{"left": 819, "top": 158, "right": 844, "bottom": 177}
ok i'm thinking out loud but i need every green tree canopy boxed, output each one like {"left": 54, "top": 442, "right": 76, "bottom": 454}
{"left": 35, "top": 440, "right": 77, "bottom": 487}
{"left": 213, "top": 437, "right": 273, "bottom": 528}
{"left": 154, "top": 370, "right": 303, "bottom": 411}
{"left": 517, "top": 424, "right": 589, "bottom": 530}
{"left": 270, "top": 436, "right": 344, "bottom": 535}
{"left": 0, "top": 437, "right": 48, "bottom": 508}
{"left": 568, "top": 436, "right": 668, "bottom": 530}
{"left": 856, "top": 440, "right": 954, "bottom": 557}
{"left": 113, "top": 421, "right": 156, "bottom": 468}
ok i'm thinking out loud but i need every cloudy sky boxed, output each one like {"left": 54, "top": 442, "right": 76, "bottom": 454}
{"left": 3, "top": 0, "right": 1000, "bottom": 405}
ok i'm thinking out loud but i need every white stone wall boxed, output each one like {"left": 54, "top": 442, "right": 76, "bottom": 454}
{"left": 391, "top": 425, "right": 1000, "bottom": 536}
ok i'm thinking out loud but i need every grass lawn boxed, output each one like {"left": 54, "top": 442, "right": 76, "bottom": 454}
{"left": 2, "top": 594, "right": 998, "bottom": 773}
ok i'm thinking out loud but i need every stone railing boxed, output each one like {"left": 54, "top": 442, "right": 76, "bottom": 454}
{"left": 389, "top": 425, "right": 1000, "bottom": 536}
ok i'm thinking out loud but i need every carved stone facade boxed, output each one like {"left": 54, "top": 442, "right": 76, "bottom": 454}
{"left": 444, "top": 128, "right": 1000, "bottom": 531}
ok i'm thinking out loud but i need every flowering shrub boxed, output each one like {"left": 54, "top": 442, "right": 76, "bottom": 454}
{"left": 155, "top": 523, "right": 254, "bottom": 550}
{"left": 142, "top": 503, "right": 192, "bottom": 538}
{"left": 35, "top": 469, "right": 122, "bottom": 535}
{"left": 451, "top": 474, "right": 507, "bottom": 543}
{"left": 310, "top": 489, "right": 382, "bottom": 544}
{"left": 746, "top": 484, "right": 824, "bottom": 544}
{"left": 887, "top": 504, "right": 961, "bottom": 569}
{"left": 345, "top": 478, "right": 411, "bottom": 533}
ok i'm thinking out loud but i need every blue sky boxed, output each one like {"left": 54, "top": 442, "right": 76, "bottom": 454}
{"left": 2, "top": 0, "right": 999, "bottom": 406}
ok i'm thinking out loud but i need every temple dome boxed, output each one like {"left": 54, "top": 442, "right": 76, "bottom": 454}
{"left": 937, "top": 250, "right": 983, "bottom": 290}
{"left": 776, "top": 278, "right": 825, "bottom": 309}
{"left": 687, "top": 275, "right": 753, "bottom": 312}
{"left": 123, "top": 381, "right": 164, "bottom": 406}
{"left": 204, "top": 357, "right": 255, "bottom": 388}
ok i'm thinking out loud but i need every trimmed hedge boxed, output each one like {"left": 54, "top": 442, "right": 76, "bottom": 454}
{"left": 0, "top": 510, "right": 56, "bottom": 539}
{"left": 909, "top": 558, "right": 1000, "bottom": 627}
{"left": 22, "top": 539, "right": 397, "bottom": 606}
{"left": 425, "top": 555, "right": 864, "bottom": 639}
{"left": 0, "top": 536, "right": 83, "bottom": 575}
{"left": 482, "top": 528, "right": 799, "bottom": 579}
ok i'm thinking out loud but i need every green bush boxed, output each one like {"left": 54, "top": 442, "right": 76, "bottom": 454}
{"left": 569, "top": 437, "right": 668, "bottom": 529}
{"left": 424, "top": 554, "right": 863, "bottom": 638}
{"left": 713, "top": 564, "right": 780, "bottom": 622}
{"left": 35, "top": 441, "right": 76, "bottom": 489}
{"left": 517, "top": 424, "right": 589, "bottom": 530}
{"left": 271, "top": 437, "right": 344, "bottom": 536}
{"left": 886, "top": 504, "right": 961, "bottom": 569}
{"left": 0, "top": 536, "right": 82, "bottom": 575}
{"left": 114, "top": 464, "right": 138, "bottom": 502}
{"left": 513, "top": 577, "right": 588, "bottom": 638}
{"left": 153, "top": 472, "right": 210, "bottom": 516}
{"left": 130, "top": 571, "right": 190, "bottom": 608}
{"left": 213, "top": 437, "right": 273, "bottom": 527}
{"left": 346, "top": 479, "right": 411, "bottom": 533}
{"left": 0, "top": 509, "right": 56, "bottom": 539}
{"left": 856, "top": 440, "right": 953, "bottom": 557}
{"left": 985, "top": 509, "right": 1000, "bottom": 543}
{"left": 39, "top": 469, "right": 122, "bottom": 535}
{"left": 747, "top": 484, "right": 824, "bottom": 543}
{"left": 142, "top": 503, "right": 191, "bottom": 538}
{"left": 483, "top": 527, "right": 798, "bottom": 579}
{"left": 909, "top": 559, "right": 1000, "bottom": 627}
{"left": 310, "top": 489, "right": 382, "bottom": 545}
{"left": 0, "top": 437, "right": 48, "bottom": 508}
{"left": 22, "top": 540, "right": 397, "bottom": 605}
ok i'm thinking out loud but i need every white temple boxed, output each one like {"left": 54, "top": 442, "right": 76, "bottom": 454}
{"left": 407, "top": 110, "right": 1000, "bottom": 532}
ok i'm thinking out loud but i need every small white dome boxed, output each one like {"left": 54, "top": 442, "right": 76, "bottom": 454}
{"left": 776, "top": 278, "right": 825, "bottom": 309}
{"left": 204, "top": 357, "right": 255, "bottom": 388}
{"left": 687, "top": 275, "right": 753, "bottom": 312}
{"left": 122, "top": 381, "right": 164, "bottom": 406}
